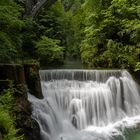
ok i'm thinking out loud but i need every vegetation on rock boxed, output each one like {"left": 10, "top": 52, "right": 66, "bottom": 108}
{"left": 0, "top": 84, "right": 23, "bottom": 140}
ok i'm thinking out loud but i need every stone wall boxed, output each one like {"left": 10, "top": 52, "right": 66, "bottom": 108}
{"left": 0, "top": 64, "right": 25, "bottom": 84}
{"left": 0, "top": 64, "right": 43, "bottom": 98}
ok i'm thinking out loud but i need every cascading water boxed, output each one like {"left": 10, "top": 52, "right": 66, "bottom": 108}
{"left": 28, "top": 70, "right": 140, "bottom": 140}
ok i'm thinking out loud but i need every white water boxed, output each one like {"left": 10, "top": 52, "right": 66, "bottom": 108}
{"left": 28, "top": 70, "right": 140, "bottom": 140}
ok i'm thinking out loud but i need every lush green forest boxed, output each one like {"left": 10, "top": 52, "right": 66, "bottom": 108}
{"left": 0, "top": 0, "right": 140, "bottom": 70}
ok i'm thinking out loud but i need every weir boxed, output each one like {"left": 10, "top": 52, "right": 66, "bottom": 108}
{"left": 28, "top": 69, "right": 140, "bottom": 140}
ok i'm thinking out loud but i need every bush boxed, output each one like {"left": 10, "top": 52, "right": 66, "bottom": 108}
{"left": 0, "top": 87, "right": 23, "bottom": 140}
{"left": 0, "top": 0, "right": 23, "bottom": 63}
{"left": 36, "top": 36, "right": 64, "bottom": 66}
{"left": 80, "top": 0, "right": 140, "bottom": 70}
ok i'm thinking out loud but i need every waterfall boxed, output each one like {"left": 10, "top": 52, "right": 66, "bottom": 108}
{"left": 28, "top": 69, "right": 140, "bottom": 140}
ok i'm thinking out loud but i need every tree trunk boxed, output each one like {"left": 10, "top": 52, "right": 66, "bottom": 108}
{"left": 25, "top": 0, "right": 34, "bottom": 16}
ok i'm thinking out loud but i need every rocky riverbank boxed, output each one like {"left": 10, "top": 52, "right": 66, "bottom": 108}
{"left": 0, "top": 64, "right": 42, "bottom": 140}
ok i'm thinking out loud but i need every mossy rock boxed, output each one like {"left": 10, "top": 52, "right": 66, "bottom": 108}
{"left": 24, "top": 64, "right": 43, "bottom": 99}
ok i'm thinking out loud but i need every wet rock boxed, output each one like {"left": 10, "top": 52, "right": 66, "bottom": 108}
{"left": 24, "top": 64, "right": 43, "bottom": 99}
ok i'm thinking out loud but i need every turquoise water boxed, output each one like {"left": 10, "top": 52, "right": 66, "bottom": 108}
{"left": 125, "top": 128, "right": 140, "bottom": 140}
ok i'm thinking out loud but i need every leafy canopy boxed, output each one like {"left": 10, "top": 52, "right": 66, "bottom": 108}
{"left": 36, "top": 36, "right": 64, "bottom": 66}
{"left": 80, "top": 0, "right": 140, "bottom": 69}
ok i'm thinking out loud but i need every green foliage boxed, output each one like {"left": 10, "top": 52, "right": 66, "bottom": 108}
{"left": 0, "top": 86, "right": 23, "bottom": 140}
{"left": 84, "top": 0, "right": 112, "bottom": 13}
{"left": 36, "top": 36, "right": 64, "bottom": 66}
{"left": 62, "top": 0, "right": 84, "bottom": 13}
{"left": 1, "top": 0, "right": 140, "bottom": 70}
{"left": 0, "top": 107, "right": 22, "bottom": 140}
{"left": 37, "top": 0, "right": 67, "bottom": 42}
{"left": 29, "top": 68, "right": 39, "bottom": 81}
{"left": 22, "top": 18, "right": 39, "bottom": 59}
{"left": 0, "top": 90, "right": 14, "bottom": 110}
{"left": 36, "top": 0, "right": 86, "bottom": 60}
{"left": 13, "top": 84, "right": 28, "bottom": 97}
{"left": 66, "top": 7, "right": 86, "bottom": 58}
{"left": 80, "top": 0, "right": 140, "bottom": 69}
{"left": 0, "top": 0, "right": 24, "bottom": 63}
{"left": 135, "top": 62, "right": 140, "bottom": 71}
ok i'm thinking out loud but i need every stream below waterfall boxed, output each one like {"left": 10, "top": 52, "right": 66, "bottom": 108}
{"left": 28, "top": 70, "right": 140, "bottom": 140}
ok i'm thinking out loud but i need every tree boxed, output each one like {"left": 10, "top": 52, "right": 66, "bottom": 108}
{"left": 80, "top": 0, "right": 140, "bottom": 69}
{"left": 35, "top": 36, "right": 64, "bottom": 66}
{"left": 0, "top": 0, "right": 23, "bottom": 63}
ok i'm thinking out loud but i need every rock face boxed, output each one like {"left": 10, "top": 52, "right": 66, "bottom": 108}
{"left": 0, "top": 64, "right": 43, "bottom": 98}
{"left": 135, "top": 72, "right": 140, "bottom": 84}
{"left": 14, "top": 89, "right": 41, "bottom": 140}
{"left": 0, "top": 64, "right": 42, "bottom": 140}
{"left": 24, "top": 64, "right": 43, "bottom": 99}
{"left": 131, "top": 70, "right": 140, "bottom": 85}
